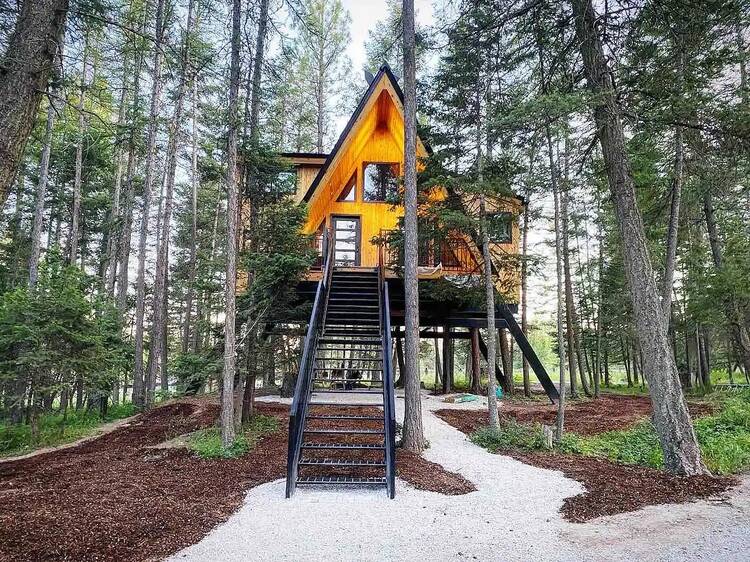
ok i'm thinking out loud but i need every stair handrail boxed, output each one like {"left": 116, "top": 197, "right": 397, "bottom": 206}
{"left": 286, "top": 228, "right": 334, "bottom": 498}
{"left": 378, "top": 248, "right": 397, "bottom": 499}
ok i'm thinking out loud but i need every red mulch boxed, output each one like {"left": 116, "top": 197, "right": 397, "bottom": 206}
{"left": 0, "top": 399, "right": 470, "bottom": 562}
{"left": 509, "top": 452, "right": 734, "bottom": 523}
{"left": 435, "top": 394, "right": 714, "bottom": 437}
{"left": 434, "top": 395, "right": 736, "bottom": 522}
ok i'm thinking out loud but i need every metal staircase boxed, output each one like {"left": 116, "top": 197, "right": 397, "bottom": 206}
{"left": 286, "top": 232, "right": 396, "bottom": 498}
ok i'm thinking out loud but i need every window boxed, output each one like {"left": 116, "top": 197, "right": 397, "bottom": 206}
{"left": 487, "top": 212, "right": 513, "bottom": 243}
{"left": 363, "top": 162, "right": 400, "bottom": 202}
{"left": 337, "top": 172, "right": 356, "bottom": 202}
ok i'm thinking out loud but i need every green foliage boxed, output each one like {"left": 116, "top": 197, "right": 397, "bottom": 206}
{"left": 0, "top": 402, "right": 136, "bottom": 457}
{"left": 562, "top": 393, "right": 750, "bottom": 474}
{"left": 470, "top": 419, "right": 547, "bottom": 453}
{"left": 188, "top": 414, "right": 280, "bottom": 459}
{"left": 0, "top": 252, "right": 131, "bottom": 418}
{"left": 171, "top": 351, "right": 220, "bottom": 396}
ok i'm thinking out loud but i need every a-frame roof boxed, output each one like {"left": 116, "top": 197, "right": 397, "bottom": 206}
{"left": 299, "top": 63, "right": 429, "bottom": 204}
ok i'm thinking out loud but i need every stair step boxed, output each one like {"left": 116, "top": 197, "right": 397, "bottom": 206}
{"left": 308, "top": 401, "right": 383, "bottom": 407}
{"left": 297, "top": 476, "right": 386, "bottom": 486}
{"left": 326, "top": 304, "right": 379, "bottom": 309}
{"left": 315, "top": 358, "right": 383, "bottom": 363}
{"left": 328, "top": 291, "right": 378, "bottom": 297}
{"left": 312, "top": 378, "right": 383, "bottom": 384}
{"left": 304, "top": 428, "right": 384, "bottom": 435}
{"left": 299, "top": 459, "right": 385, "bottom": 467}
{"left": 313, "top": 368, "right": 383, "bottom": 373}
{"left": 306, "top": 414, "right": 383, "bottom": 420}
{"left": 311, "top": 389, "right": 383, "bottom": 394}
{"left": 301, "top": 442, "right": 385, "bottom": 450}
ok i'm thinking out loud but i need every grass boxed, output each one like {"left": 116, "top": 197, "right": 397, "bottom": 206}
{"left": 188, "top": 414, "right": 280, "bottom": 459}
{"left": 0, "top": 402, "right": 137, "bottom": 458}
{"left": 470, "top": 419, "right": 549, "bottom": 453}
{"left": 470, "top": 391, "right": 750, "bottom": 475}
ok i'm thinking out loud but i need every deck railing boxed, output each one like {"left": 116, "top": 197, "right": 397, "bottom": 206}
{"left": 380, "top": 230, "right": 480, "bottom": 274}
{"left": 377, "top": 243, "right": 396, "bottom": 498}
{"left": 286, "top": 228, "right": 333, "bottom": 498}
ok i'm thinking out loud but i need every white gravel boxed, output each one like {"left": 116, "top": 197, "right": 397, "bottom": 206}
{"left": 168, "top": 392, "right": 750, "bottom": 562}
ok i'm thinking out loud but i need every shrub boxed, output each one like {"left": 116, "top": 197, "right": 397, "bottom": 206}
{"left": 188, "top": 414, "right": 280, "bottom": 459}
{"left": 471, "top": 419, "right": 547, "bottom": 452}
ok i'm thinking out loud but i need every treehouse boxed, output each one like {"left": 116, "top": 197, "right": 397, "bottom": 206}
{"left": 277, "top": 64, "right": 557, "bottom": 498}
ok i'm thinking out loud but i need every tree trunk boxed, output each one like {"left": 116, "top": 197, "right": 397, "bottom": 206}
{"left": 149, "top": 0, "right": 195, "bottom": 393}
{"left": 0, "top": 0, "right": 68, "bottom": 207}
{"left": 521, "top": 199, "right": 531, "bottom": 397}
{"left": 401, "top": 0, "right": 424, "bottom": 453}
{"left": 570, "top": 0, "right": 706, "bottom": 475}
{"left": 182, "top": 75, "right": 200, "bottom": 353}
{"left": 68, "top": 32, "right": 90, "bottom": 265}
{"left": 133, "top": 0, "right": 166, "bottom": 409}
{"left": 433, "top": 336, "right": 442, "bottom": 391}
{"left": 470, "top": 328, "right": 481, "bottom": 394}
{"left": 29, "top": 73, "right": 61, "bottom": 288}
{"left": 221, "top": 0, "right": 242, "bottom": 448}
{"left": 662, "top": 39, "right": 685, "bottom": 324}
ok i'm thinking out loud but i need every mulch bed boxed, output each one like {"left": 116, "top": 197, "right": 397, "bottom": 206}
{"left": 510, "top": 451, "right": 734, "bottom": 522}
{"left": 0, "top": 399, "right": 471, "bottom": 562}
{"left": 435, "top": 394, "right": 714, "bottom": 437}
{"left": 434, "top": 396, "right": 736, "bottom": 523}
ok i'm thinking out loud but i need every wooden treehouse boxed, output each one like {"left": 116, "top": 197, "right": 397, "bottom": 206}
{"left": 278, "top": 64, "right": 557, "bottom": 498}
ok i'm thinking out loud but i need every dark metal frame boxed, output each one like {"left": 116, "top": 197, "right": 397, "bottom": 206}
{"left": 332, "top": 215, "right": 361, "bottom": 266}
{"left": 286, "top": 228, "right": 334, "bottom": 498}
{"left": 378, "top": 244, "right": 397, "bottom": 498}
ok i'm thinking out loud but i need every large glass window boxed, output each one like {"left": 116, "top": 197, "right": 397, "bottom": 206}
{"left": 363, "top": 162, "right": 400, "bottom": 202}
{"left": 487, "top": 212, "right": 513, "bottom": 243}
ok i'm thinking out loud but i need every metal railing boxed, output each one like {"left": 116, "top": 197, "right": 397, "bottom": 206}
{"left": 378, "top": 244, "right": 397, "bottom": 499}
{"left": 380, "top": 230, "right": 480, "bottom": 274}
{"left": 286, "top": 228, "right": 333, "bottom": 498}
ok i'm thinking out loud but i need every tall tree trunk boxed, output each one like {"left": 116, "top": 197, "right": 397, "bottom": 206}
{"left": 521, "top": 198, "right": 531, "bottom": 397}
{"left": 560, "top": 181, "right": 581, "bottom": 399}
{"left": 401, "top": 0, "right": 424, "bottom": 453}
{"left": 149, "top": 0, "right": 195, "bottom": 393}
{"left": 133, "top": 0, "right": 166, "bottom": 409}
{"left": 182, "top": 74, "right": 200, "bottom": 353}
{"left": 551, "top": 143, "right": 567, "bottom": 441}
{"left": 0, "top": 0, "right": 68, "bottom": 207}
{"left": 68, "top": 32, "right": 90, "bottom": 265}
{"left": 28, "top": 34, "right": 63, "bottom": 289}
{"left": 470, "top": 328, "right": 481, "bottom": 394}
{"left": 662, "top": 41, "right": 685, "bottom": 324}
{"left": 570, "top": 0, "right": 706, "bottom": 475}
{"left": 221, "top": 0, "right": 242, "bottom": 448}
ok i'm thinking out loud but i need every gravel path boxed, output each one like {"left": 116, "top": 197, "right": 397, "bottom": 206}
{"left": 169, "top": 393, "right": 750, "bottom": 562}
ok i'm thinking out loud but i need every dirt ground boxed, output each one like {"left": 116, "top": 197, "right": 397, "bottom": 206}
{"left": 0, "top": 399, "right": 470, "bottom": 562}
{"left": 434, "top": 394, "right": 735, "bottom": 522}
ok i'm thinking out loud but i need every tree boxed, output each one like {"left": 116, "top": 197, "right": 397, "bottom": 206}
{"left": 400, "top": 0, "right": 424, "bottom": 453}
{"left": 221, "top": 0, "right": 242, "bottom": 448}
{"left": 569, "top": 0, "right": 707, "bottom": 475}
{"left": 0, "top": 0, "right": 68, "bottom": 207}
{"left": 292, "top": 0, "right": 352, "bottom": 152}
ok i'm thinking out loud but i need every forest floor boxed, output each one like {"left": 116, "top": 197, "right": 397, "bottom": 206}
{"left": 0, "top": 396, "right": 470, "bottom": 562}
{"left": 1, "top": 392, "right": 748, "bottom": 561}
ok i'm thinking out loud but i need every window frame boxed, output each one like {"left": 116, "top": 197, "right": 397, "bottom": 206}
{"left": 362, "top": 161, "right": 401, "bottom": 203}
{"left": 337, "top": 171, "right": 357, "bottom": 202}
{"left": 487, "top": 211, "right": 513, "bottom": 244}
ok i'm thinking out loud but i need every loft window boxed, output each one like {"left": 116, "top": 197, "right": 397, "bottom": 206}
{"left": 337, "top": 172, "right": 356, "bottom": 202}
{"left": 487, "top": 212, "right": 513, "bottom": 243}
{"left": 363, "top": 162, "right": 400, "bottom": 202}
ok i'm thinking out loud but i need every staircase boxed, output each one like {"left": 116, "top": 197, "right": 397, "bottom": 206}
{"left": 286, "top": 233, "right": 396, "bottom": 498}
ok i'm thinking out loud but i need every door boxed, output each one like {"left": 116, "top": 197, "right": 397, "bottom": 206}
{"left": 332, "top": 216, "right": 360, "bottom": 266}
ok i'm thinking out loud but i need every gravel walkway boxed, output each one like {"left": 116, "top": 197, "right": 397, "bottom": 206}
{"left": 169, "top": 393, "right": 750, "bottom": 562}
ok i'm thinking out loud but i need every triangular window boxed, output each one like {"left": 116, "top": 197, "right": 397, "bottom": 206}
{"left": 337, "top": 173, "right": 356, "bottom": 202}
